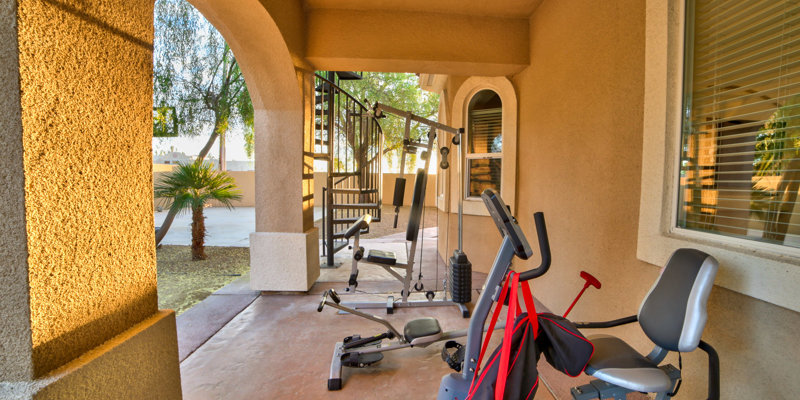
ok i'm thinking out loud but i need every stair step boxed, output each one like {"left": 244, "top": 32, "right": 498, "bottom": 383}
{"left": 314, "top": 122, "right": 329, "bottom": 130}
{"left": 332, "top": 240, "right": 348, "bottom": 254}
{"left": 332, "top": 203, "right": 380, "bottom": 210}
{"left": 330, "top": 188, "right": 378, "bottom": 194}
{"left": 315, "top": 138, "right": 329, "bottom": 146}
{"left": 315, "top": 82, "right": 336, "bottom": 93}
{"left": 333, "top": 216, "right": 381, "bottom": 225}
{"left": 330, "top": 171, "right": 359, "bottom": 177}
{"left": 312, "top": 153, "right": 328, "bottom": 160}
{"left": 314, "top": 94, "right": 331, "bottom": 104}
{"left": 335, "top": 71, "right": 363, "bottom": 80}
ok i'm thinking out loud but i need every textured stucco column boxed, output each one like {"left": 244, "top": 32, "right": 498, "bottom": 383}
{"left": 0, "top": 1, "right": 180, "bottom": 398}
{"left": 250, "top": 71, "right": 319, "bottom": 291}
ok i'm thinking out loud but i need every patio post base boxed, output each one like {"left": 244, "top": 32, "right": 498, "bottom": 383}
{"left": 250, "top": 228, "right": 320, "bottom": 291}
{"left": 0, "top": 310, "right": 181, "bottom": 400}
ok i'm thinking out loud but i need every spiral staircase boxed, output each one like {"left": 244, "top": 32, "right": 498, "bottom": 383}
{"left": 313, "top": 71, "right": 384, "bottom": 268}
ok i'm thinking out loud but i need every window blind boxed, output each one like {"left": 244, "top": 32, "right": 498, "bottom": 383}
{"left": 679, "top": 0, "right": 800, "bottom": 248}
{"left": 468, "top": 108, "right": 502, "bottom": 154}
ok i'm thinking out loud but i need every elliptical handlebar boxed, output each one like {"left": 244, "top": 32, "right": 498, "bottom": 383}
{"left": 519, "top": 212, "right": 550, "bottom": 282}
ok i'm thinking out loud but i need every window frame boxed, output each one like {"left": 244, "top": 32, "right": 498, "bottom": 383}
{"left": 638, "top": 0, "right": 800, "bottom": 312}
{"left": 465, "top": 94, "right": 503, "bottom": 199}
{"left": 451, "top": 77, "right": 518, "bottom": 216}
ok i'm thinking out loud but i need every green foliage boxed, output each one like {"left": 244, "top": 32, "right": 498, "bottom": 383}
{"left": 154, "top": 162, "right": 243, "bottom": 214}
{"left": 153, "top": 0, "right": 253, "bottom": 155}
{"left": 338, "top": 72, "right": 440, "bottom": 172}
{"left": 751, "top": 99, "right": 800, "bottom": 217}
{"left": 153, "top": 106, "right": 178, "bottom": 137}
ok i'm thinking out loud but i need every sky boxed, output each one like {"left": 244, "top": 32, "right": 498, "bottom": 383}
{"left": 152, "top": 130, "right": 251, "bottom": 161}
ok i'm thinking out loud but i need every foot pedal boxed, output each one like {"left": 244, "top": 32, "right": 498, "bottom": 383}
{"left": 441, "top": 340, "right": 465, "bottom": 372}
{"left": 341, "top": 352, "right": 384, "bottom": 368}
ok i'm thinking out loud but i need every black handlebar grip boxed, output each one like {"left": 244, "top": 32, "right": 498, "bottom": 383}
{"left": 519, "top": 212, "right": 551, "bottom": 281}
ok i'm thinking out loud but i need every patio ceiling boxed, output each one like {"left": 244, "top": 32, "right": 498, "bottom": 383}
{"left": 303, "top": 0, "right": 544, "bottom": 19}
{"left": 302, "top": 0, "right": 541, "bottom": 75}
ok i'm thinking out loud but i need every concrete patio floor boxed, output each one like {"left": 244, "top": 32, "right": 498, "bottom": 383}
{"left": 165, "top": 207, "right": 603, "bottom": 399}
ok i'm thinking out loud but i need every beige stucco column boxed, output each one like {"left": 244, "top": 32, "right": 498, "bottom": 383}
{"left": 0, "top": 1, "right": 180, "bottom": 398}
{"left": 249, "top": 70, "right": 319, "bottom": 292}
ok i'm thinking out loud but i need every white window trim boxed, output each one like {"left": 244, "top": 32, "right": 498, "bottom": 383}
{"left": 451, "top": 77, "right": 518, "bottom": 216}
{"left": 639, "top": 0, "right": 800, "bottom": 312}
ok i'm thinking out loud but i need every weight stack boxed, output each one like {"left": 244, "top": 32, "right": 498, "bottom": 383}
{"left": 448, "top": 250, "right": 472, "bottom": 304}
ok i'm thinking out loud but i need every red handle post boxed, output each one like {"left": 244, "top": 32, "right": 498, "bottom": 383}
{"left": 563, "top": 271, "right": 601, "bottom": 318}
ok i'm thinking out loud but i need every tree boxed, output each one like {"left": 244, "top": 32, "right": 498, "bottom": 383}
{"left": 338, "top": 72, "right": 439, "bottom": 172}
{"left": 153, "top": 0, "right": 253, "bottom": 245}
{"left": 154, "top": 162, "right": 242, "bottom": 260}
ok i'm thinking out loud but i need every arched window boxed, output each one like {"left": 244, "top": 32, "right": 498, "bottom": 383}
{"left": 451, "top": 77, "right": 517, "bottom": 215}
{"left": 466, "top": 89, "right": 503, "bottom": 197}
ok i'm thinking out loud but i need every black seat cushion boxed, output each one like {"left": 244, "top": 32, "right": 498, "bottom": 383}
{"left": 585, "top": 334, "right": 672, "bottom": 393}
{"left": 404, "top": 317, "right": 442, "bottom": 343}
{"left": 366, "top": 249, "right": 396, "bottom": 265}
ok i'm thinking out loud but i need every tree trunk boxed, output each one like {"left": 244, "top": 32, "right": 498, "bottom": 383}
{"left": 154, "top": 208, "right": 177, "bottom": 245}
{"left": 219, "top": 132, "right": 226, "bottom": 171}
{"left": 196, "top": 130, "right": 220, "bottom": 164}
{"left": 191, "top": 205, "right": 207, "bottom": 260}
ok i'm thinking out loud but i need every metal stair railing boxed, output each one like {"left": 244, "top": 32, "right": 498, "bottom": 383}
{"left": 315, "top": 72, "right": 383, "bottom": 268}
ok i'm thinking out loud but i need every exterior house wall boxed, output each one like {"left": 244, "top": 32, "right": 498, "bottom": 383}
{"left": 431, "top": 1, "right": 800, "bottom": 398}
{"left": 507, "top": 0, "right": 800, "bottom": 398}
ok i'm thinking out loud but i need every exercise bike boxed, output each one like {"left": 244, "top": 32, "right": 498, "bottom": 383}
{"left": 318, "top": 188, "right": 551, "bottom": 391}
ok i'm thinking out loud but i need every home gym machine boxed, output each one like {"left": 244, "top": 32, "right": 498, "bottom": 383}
{"left": 318, "top": 188, "right": 551, "bottom": 391}
{"left": 336, "top": 103, "right": 471, "bottom": 316}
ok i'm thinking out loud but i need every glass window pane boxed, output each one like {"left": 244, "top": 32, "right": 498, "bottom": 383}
{"left": 678, "top": 0, "right": 800, "bottom": 248}
{"left": 468, "top": 90, "right": 502, "bottom": 154}
{"left": 468, "top": 158, "right": 501, "bottom": 197}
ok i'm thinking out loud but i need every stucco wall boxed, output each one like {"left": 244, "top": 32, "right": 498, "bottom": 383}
{"left": 16, "top": 0, "right": 158, "bottom": 376}
{"left": 501, "top": 0, "right": 800, "bottom": 398}
{"left": 0, "top": 0, "right": 34, "bottom": 381}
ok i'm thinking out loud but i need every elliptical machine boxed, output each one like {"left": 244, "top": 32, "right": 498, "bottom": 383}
{"left": 436, "top": 189, "right": 550, "bottom": 399}
{"left": 318, "top": 188, "right": 551, "bottom": 392}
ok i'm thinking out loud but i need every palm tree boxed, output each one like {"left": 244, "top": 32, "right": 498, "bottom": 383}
{"left": 154, "top": 162, "right": 242, "bottom": 260}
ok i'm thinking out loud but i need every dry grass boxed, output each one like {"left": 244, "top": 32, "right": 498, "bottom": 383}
{"left": 157, "top": 245, "right": 250, "bottom": 315}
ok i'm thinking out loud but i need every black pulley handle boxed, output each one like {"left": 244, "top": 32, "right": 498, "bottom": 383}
{"left": 439, "top": 146, "right": 450, "bottom": 170}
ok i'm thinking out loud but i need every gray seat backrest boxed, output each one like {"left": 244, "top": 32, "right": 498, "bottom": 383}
{"left": 638, "top": 248, "right": 718, "bottom": 352}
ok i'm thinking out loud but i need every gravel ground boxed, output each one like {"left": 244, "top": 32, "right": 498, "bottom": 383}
{"left": 157, "top": 245, "right": 250, "bottom": 315}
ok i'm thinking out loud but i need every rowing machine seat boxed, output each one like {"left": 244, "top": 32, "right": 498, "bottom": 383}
{"left": 404, "top": 317, "right": 442, "bottom": 344}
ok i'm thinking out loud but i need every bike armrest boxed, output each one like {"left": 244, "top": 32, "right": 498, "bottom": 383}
{"left": 573, "top": 315, "right": 638, "bottom": 329}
